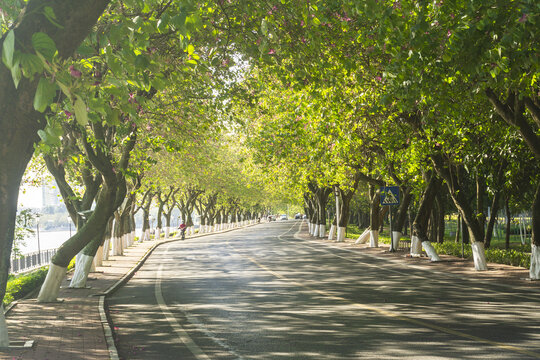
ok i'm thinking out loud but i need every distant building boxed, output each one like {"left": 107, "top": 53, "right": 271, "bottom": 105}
{"left": 42, "top": 183, "right": 62, "bottom": 208}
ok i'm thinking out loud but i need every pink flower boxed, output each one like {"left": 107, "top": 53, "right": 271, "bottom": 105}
{"left": 519, "top": 13, "right": 528, "bottom": 23}
{"left": 300, "top": 20, "right": 305, "bottom": 26}
{"left": 375, "top": 76, "right": 382, "bottom": 81}
{"left": 268, "top": 49, "right": 276, "bottom": 55}
{"left": 64, "top": 110, "right": 72, "bottom": 118}
{"left": 69, "top": 65, "right": 82, "bottom": 78}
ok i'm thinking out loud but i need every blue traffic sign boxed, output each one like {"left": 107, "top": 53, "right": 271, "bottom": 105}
{"left": 380, "top": 186, "right": 400, "bottom": 206}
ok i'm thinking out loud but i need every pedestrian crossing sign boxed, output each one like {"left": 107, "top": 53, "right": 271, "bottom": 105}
{"left": 380, "top": 186, "right": 400, "bottom": 206}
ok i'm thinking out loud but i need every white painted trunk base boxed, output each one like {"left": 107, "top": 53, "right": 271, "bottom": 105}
{"left": 156, "top": 228, "right": 161, "bottom": 240}
{"left": 112, "top": 237, "right": 122, "bottom": 256}
{"left": 313, "top": 224, "right": 319, "bottom": 237}
{"left": 392, "top": 231, "right": 402, "bottom": 250}
{"left": 369, "top": 230, "right": 379, "bottom": 247}
{"left": 530, "top": 245, "right": 540, "bottom": 280}
{"left": 145, "top": 229, "right": 150, "bottom": 241}
{"left": 328, "top": 224, "right": 336, "bottom": 241}
{"left": 308, "top": 222, "right": 312, "bottom": 234}
{"left": 165, "top": 227, "right": 170, "bottom": 238}
{"left": 90, "top": 256, "right": 96, "bottom": 273}
{"left": 336, "top": 227, "right": 346, "bottom": 242}
{"left": 319, "top": 224, "right": 326, "bottom": 238}
{"left": 37, "top": 264, "right": 67, "bottom": 302}
{"left": 70, "top": 254, "right": 94, "bottom": 288}
{"left": 356, "top": 228, "right": 370, "bottom": 244}
{"left": 0, "top": 305, "right": 8, "bottom": 347}
{"left": 102, "top": 237, "right": 111, "bottom": 261}
{"left": 410, "top": 236, "right": 423, "bottom": 257}
{"left": 422, "top": 241, "right": 441, "bottom": 261}
{"left": 94, "top": 246, "right": 103, "bottom": 267}
{"left": 471, "top": 242, "right": 488, "bottom": 271}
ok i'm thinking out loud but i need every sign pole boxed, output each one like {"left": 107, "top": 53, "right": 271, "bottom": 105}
{"left": 388, "top": 205, "right": 394, "bottom": 252}
{"left": 380, "top": 186, "right": 400, "bottom": 253}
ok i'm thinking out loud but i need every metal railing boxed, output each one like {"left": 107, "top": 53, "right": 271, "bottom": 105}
{"left": 10, "top": 249, "right": 57, "bottom": 274}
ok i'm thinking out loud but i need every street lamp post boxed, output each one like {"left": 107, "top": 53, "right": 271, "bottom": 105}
{"left": 36, "top": 217, "right": 41, "bottom": 265}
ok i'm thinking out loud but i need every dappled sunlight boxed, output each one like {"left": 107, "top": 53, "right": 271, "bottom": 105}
{"left": 106, "top": 224, "right": 540, "bottom": 359}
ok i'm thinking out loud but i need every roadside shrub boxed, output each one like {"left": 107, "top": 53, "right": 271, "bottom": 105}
{"left": 432, "top": 242, "right": 530, "bottom": 269}
{"left": 4, "top": 267, "right": 48, "bottom": 306}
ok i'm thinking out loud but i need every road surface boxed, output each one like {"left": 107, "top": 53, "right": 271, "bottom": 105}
{"left": 108, "top": 221, "right": 540, "bottom": 359}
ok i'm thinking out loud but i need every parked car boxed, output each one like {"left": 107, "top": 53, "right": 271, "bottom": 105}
{"left": 294, "top": 213, "right": 302, "bottom": 219}
{"left": 280, "top": 214, "right": 288, "bottom": 220}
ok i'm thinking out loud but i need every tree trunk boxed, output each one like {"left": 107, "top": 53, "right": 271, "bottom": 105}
{"left": 433, "top": 154, "right": 486, "bottom": 269}
{"left": 435, "top": 191, "right": 445, "bottom": 244}
{"left": 369, "top": 185, "right": 380, "bottom": 247}
{"left": 530, "top": 182, "right": 540, "bottom": 279}
{"left": 411, "top": 174, "right": 442, "bottom": 260}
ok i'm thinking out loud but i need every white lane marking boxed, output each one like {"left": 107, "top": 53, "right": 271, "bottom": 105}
{"left": 155, "top": 244, "right": 211, "bottom": 360}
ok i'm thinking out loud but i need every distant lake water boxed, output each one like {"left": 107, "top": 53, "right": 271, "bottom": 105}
{"left": 19, "top": 228, "right": 145, "bottom": 255}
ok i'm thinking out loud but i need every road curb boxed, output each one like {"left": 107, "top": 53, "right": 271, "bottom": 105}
{"left": 100, "top": 223, "right": 260, "bottom": 359}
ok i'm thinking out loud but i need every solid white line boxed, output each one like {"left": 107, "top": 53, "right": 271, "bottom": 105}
{"left": 155, "top": 244, "right": 210, "bottom": 360}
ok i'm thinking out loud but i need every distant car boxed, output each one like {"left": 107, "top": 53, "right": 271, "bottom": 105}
{"left": 294, "top": 213, "right": 301, "bottom": 219}
{"left": 280, "top": 214, "right": 288, "bottom": 220}
{"left": 268, "top": 215, "right": 276, "bottom": 221}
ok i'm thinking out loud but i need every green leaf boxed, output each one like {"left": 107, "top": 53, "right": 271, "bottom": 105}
{"left": 19, "top": 53, "right": 44, "bottom": 78}
{"left": 33, "top": 77, "right": 57, "bottom": 112}
{"left": 135, "top": 54, "right": 150, "bottom": 69}
{"left": 43, "top": 6, "right": 64, "bottom": 29}
{"left": 106, "top": 109, "right": 121, "bottom": 126}
{"left": 10, "top": 58, "right": 21, "bottom": 88}
{"left": 37, "top": 130, "right": 48, "bottom": 142}
{"left": 56, "top": 81, "right": 71, "bottom": 100}
{"left": 187, "top": 44, "right": 195, "bottom": 55}
{"left": 74, "top": 96, "right": 88, "bottom": 126}
{"left": 32, "top": 32, "right": 57, "bottom": 61}
{"left": 2, "top": 30, "right": 15, "bottom": 69}
{"left": 261, "top": 19, "right": 268, "bottom": 36}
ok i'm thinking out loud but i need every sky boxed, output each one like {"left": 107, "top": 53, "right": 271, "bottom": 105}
{"left": 18, "top": 185, "right": 42, "bottom": 209}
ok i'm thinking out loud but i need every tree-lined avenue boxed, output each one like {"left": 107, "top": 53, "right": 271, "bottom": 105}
{"left": 108, "top": 221, "right": 540, "bottom": 359}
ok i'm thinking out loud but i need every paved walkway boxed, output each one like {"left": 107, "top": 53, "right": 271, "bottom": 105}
{"left": 0, "top": 223, "right": 537, "bottom": 359}
{"left": 1, "top": 237, "right": 166, "bottom": 360}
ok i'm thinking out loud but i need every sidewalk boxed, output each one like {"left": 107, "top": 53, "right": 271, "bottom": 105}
{"left": 0, "top": 237, "right": 166, "bottom": 360}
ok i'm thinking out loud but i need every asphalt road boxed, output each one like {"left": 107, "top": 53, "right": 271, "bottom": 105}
{"left": 108, "top": 221, "right": 540, "bottom": 359}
